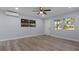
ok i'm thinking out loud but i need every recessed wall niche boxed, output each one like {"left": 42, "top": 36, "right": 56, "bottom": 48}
{"left": 21, "top": 19, "right": 36, "bottom": 27}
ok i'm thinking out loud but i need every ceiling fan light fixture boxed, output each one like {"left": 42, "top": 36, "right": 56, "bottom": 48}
{"left": 39, "top": 11, "right": 45, "bottom": 16}
{"left": 39, "top": 11, "right": 43, "bottom": 14}
{"left": 39, "top": 12, "right": 46, "bottom": 16}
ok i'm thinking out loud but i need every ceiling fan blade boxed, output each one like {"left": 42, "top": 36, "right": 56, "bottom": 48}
{"left": 43, "top": 11, "right": 47, "bottom": 15}
{"left": 44, "top": 9, "right": 51, "bottom": 11}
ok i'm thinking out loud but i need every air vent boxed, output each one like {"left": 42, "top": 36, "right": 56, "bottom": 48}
{"left": 5, "top": 10, "right": 19, "bottom": 17}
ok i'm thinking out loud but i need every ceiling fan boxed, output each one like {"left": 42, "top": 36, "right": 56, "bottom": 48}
{"left": 33, "top": 7, "right": 51, "bottom": 16}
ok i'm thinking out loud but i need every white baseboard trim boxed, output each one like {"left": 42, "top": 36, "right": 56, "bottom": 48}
{"left": 0, "top": 34, "right": 43, "bottom": 41}
{"left": 1, "top": 34, "right": 79, "bottom": 42}
{"left": 50, "top": 34, "right": 79, "bottom": 42}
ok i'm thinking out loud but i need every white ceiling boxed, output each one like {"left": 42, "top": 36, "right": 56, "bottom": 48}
{"left": 0, "top": 7, "right": 79, "bottom": 19}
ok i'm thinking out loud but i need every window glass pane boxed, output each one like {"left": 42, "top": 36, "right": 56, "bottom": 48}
{"left": 63, "top": 17, "right": 75, "bottom": 31}
{"left": 54, "top": 19, "right": 62, "bottom": 31}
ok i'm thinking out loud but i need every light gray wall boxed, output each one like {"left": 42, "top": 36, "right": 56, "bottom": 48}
{"left": 0, "top": 13, "right": 44, "bottom": 40}
{"left": 48, "top": 11, "right": 79, "bottom": 41}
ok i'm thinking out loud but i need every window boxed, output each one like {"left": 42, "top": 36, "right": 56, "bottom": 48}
{"left": 63, "top": 17, "right": 75, "bottom": 31}
{"left": 54, "top": 19, "right": 62, "bottom": 31}
{"left": 21, "top": 19, "right": 36, "bottom": 27}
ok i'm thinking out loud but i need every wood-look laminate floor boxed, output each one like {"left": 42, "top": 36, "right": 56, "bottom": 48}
{"left": 0, "top": 35, "right": 79, "bottom": 51}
